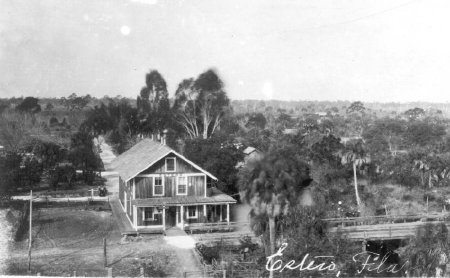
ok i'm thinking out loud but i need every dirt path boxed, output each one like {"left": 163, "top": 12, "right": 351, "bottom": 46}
{"left": 95, "top": 136, "right": 119, "bottom": 194}
{"left": 95, "top": 136, "right": 116, "bottom": 168}
{"left": 164, "top": 235, "right": 203, "bottom": 276}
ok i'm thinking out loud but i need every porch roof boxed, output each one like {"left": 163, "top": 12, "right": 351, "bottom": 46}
{"left": 132, "top": 187, "right": 236, "bottom": 207}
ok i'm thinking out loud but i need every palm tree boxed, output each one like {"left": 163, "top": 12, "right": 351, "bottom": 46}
{"left": 339, "top": 142, "right": 370, "bottom": 209}
{"left": 414, "top": 157, "right": 450, "bottom": 189}
{"left": 238, "top": 146, "right": 312, "bottom": 277}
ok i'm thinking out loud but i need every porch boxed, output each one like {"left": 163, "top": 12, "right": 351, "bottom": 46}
{"left": 130, "top": 187, "right": 236, "bottom": 232}
{"left": 134, "top": 203, "right": 233, "bottom": 232}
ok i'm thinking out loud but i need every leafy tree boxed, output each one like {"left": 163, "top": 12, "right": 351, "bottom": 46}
{"left": 49, "top": 116, "right": 59, "bottom": 127}
{"left": 184, "top": 137, "right": 244, "bottom": 195}
{"left": 310, "top": 134, "right": 344, "bottom": 165}
{"left": 60, "top": 93, "right": 90, "bottom": 111}
{"left": 17, "top": 155, "right": 43, "bottom": 190}
{"left": 69, "top": 130, "right": 103, "bottom": 184}
{"left": 49, "top": 163, "right": 76, "bottom": 189}
{"left": 405, "top": 120, "right": 445, "bottom": 147}
{"left": 215, "top": 114, "right": 240, "bottom": 137}
{"left": 16, "top": 97, "right": 41, "bottom": 113}
{"left": 0, "top": 101, "right": 9, "bottom": 113}
{"left": 0, "top": 152, "right": 22, "bottom": 194}
{"left": 45, "top": 102, "right": 54, "bottom": 111}
{"left": 24, "top": 139, "right": 67, "bottom": 169}
{"left": 0, "top": 111, "right": 47, "bottom": 151}
{"left": 363, "top": 118, "right": 406, "bottom": 155}
{"left": 346, "top": 101, "right": 365, "bottom": 114}
{"left": 137, "top": 70, "right": 170, "bottom": 134}
{"left": 301, "top": 116, "right": 319, "bottom": 134}
{"left": 274, "top": 112, "right": 293, "bottom": 129}
{"left": 173, "top": 69, "right": 230, "bottom": 139}
{"left": 238, "top": 146, "right": 312, "bottom": 264}
{"left": 404, "top": 107, "right": 425, "bottom": 120}
{"left": 246, "top": 113, "right": 267, "bottom": 130}
{"left": 81, "top": 104, "right": 115, "bottom": 136}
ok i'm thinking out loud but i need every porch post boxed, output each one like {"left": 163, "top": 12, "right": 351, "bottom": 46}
{"left": 162, "top": 206, "right": 166, "bottom": 231}
{"left": 133, "top": 206, "right": 137, "bottom": 229}
{"left": 203, "top": 204, "right": 207, "bottom": 222}
{"left": 181, "top": 205, "right": 184, "bottom": 230}
{"left": 204, "top": 175, "right": 207, "bottom": 197}
{"left": 219, "top": 205, "right": 223, "bottom": 222}
{"left": 226, "top": 204, "right": 230, "bottom": 225}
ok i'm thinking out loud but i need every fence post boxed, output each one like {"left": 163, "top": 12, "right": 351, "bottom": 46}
{"left": 140, "top": 267, "right": 144, "bottom": 278}
{"left": 107, "top": 267, "right": 112, "bottom": 277}
{"left": 37, "top": 272, "right": 41, "bottom": 276}
{"left": 222, "top": 269, "right": 226, "bottom": 278}
{"left": 73, "top": 270, "right": 77, "bottom": 277}
{"left": 103, "top": 238, "right": 107, "bottom": 267}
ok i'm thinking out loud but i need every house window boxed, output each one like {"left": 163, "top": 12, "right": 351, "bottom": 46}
{"left": 165, "top": 157, "right": 176, "bottom": 172}
{"left": 187, "top": 206, "right": 197, "bottom": 219}
{"left": 177, "top": 176, "right": 187, "bottom": 195}
{"left": 143, "top": 208, "right": 153, "bottom": 220}
{"left": 153, "top": 177, "right": 164, "bottom": 196}
{"left": 142, "top": 207, "right": 161, "bottom": 220}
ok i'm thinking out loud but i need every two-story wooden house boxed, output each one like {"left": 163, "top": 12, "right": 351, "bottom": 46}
{"left": 110, "top": 138, "right": 236, "bottom": 232}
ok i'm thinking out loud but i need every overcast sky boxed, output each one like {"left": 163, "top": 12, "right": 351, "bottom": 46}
{"left": 1, "top": 0, "right": 450, "bottom": 102}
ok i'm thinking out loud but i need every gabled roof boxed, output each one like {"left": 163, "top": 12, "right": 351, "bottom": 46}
{"left": 110, "top": 139, "right": 217, "bottom": 182}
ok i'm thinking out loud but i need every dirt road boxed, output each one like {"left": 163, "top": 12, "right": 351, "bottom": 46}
{"left": 96, "top": 136, "right": 119, "bottom": 194}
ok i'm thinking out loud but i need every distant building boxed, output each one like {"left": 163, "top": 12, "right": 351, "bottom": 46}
{"left": 390, "top": 150, "right": 408, "bottom": 156}
{"left": 282, "top": 128, "right": 300, "bottom": 135}
{"left": 236, "top": 146, "right": 263, "bottom": 169}
{"left": 315, "top": 112, "right": 328, "bottom": 117}
{"left": 340, "top": 136, "right": 364, "bottom": 145}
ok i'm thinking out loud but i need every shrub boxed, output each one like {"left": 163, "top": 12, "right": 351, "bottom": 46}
{"left": 196, "top": 243, "right": 220, "bottom": 264}
{"left": 49, "top": 117, "right": 59, "bottom": 127}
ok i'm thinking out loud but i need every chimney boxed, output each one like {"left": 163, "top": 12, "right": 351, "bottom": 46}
{"left": 162, "top": 129, "right": 168, "bottom": 145}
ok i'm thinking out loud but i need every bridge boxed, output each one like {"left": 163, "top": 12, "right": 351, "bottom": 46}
{"left": 324, "top": 212, "right": 450, "bottom": 241}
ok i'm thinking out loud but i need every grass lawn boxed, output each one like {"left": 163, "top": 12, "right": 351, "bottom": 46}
{"left": 5, "top": 207, "right": 179, "bottom": 277}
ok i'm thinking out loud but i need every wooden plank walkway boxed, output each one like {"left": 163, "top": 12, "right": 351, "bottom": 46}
{"left": 326, "top": 213, "right": 450, "bottom": 240}
{"left": 109, "top": 198, "right": 134, "bottom": 234}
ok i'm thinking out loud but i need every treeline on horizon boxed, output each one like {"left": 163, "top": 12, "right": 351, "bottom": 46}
{"left": 2, "top": 96, "right": 450, "bottom": 116}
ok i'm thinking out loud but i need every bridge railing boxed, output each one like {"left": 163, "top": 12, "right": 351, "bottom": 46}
{"left": 323, "top": 212, "right": 450, "bottom": 228}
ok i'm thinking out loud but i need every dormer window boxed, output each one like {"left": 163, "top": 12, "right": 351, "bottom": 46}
{"left": 165, "top": 157, "right": 176, "bottom": 172}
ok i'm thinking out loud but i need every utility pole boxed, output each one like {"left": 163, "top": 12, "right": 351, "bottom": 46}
{"left": 28, "top": 190, "right": 32, "bottom": 272}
